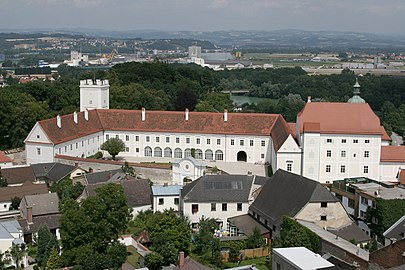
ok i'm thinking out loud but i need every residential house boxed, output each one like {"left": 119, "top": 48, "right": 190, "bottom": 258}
{"left": 369, "top": 238, "right": 405, "bottom": 270}
{"left": 383, "top": 215, "right": 405, "bottom": 246}
{"left": 83, "top": 178, "right": 152, "bottom": 215}
{"left": 18, "top": 193, "right": 60, "bottom": 243}
{"left": 165, "top": 251, "right": 213, "bottom": 270}
{"left": 272, "top": 247, "right": 335, "bottom": 270}
{"left": 331, "top": 178, "right": 405, "bottom": 237}
{"left": 0, "top": 219, "right": 27, "bottom": 268}
{"left": 249, "top": 170, "right": 352, "bottom": 238}
{"left": 31, "top": 162, "right": 85, "bottom": 185}
{"left": 0, "top": 183, "right": 48, "bottom": 212}
{"left": 0, "top": 152, "right": 12, "bottom": 168}
{"left": 172, "top": 157, "right": 205, "bottom": 184}
{"left": 0, "top": 166, "right": 36, "bottom": 186}
{"left": 152, "top": 184, "right": 182, "bottom": 213}
{"left": 180, "top": 174, "right": 265, "bottom": 230}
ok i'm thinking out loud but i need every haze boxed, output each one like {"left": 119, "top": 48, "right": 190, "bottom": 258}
{"left": 1, "top": 0, "right": 405, "bottom": 34}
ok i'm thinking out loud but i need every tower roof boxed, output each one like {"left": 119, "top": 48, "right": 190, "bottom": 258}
{"left": 348, "top": 78, "right": 365, "bottom": 103}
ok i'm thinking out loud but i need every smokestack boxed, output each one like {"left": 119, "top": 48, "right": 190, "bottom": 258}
{"left": 179, "top": 251, "right": 185, "bottom": 269}
{"left": 73, "top": 111, "right": 78, "bottom": 124}
{"left": 84, "top": 109, "right": 89, "bottom": 121}
{"left": 185, "top": 109, "right": 189, "bottom": 121}
{"left": 307, "top": 96, "right": 312, "bottom": 103}
{"left": 141, "top": 108, "right": 146, "bottom": 122}
{"left": 224, "top": 109, "right": 228, "bottom": 122}
{"left": 27, "top": 207, "right": 33, "bottom": 224}
{"left": 56, "top": 115, "right": 61, "bottom": 128}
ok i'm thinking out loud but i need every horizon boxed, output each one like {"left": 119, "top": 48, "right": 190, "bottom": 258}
{"left": 1, "top": 0, "right": 405, "bottom": 35}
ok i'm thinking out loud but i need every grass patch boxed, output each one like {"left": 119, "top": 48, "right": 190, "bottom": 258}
{"left": 224, "top": 257, "right": 270, "bottom": 270}
{"left": 127, "top": 245, "right": 141, "bottom": 268}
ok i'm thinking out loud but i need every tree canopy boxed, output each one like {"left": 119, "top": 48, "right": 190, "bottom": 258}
{"left": 100, "top": 138, "right": 125, "bottom": 160}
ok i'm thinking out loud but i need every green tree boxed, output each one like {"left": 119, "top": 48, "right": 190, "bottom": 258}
{"left": 246, "top": 226, "right": 266, "bottom": 249}
{"left": 9, "top": 196, "right": 21, "bottom": 210}
{"left": 122, "top": 161, "right": 136, "bottom": 177}
{"left": 279, "top": 216, "right": 320, "bottom": 253}
{"left": 100, "top": 138, "right": 125, "bottom": 160}
{"left": 37, "top": 225, "right": 58, "bottom": 268}
{"left": 45, "top": 247, "right": 61, "bottom": 270}
{"left": 10, "top": 243, "right": 26, "bottom": 268}
{"left": 145, "top": 252, "right": 164, "bottom": 270}
{"left": 194, "top": 218, "right": 219, "bottom": 255}
{"left": 50, "top": 177, "right": 84, "bottom": 201}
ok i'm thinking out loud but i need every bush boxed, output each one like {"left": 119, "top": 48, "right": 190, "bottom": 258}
{"left": 87, "top": 151, "right": 103, "bottom": 159}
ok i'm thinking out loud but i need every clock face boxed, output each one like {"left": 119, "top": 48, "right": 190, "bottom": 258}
{"left": 183, "top": 161, "right": 192, "bottom": 172}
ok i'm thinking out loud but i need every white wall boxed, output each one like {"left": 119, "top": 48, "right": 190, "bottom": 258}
{"left": 133, "top": 205, "right": 151, "bottom": 216}
{"left": 276, "top": 135, "right": 302, "bottom": 175}
{"left": 153, "top": 195, "right": 180, "bottom": 213}
{"left": 379, "top": 162, "right": 405, "bottom": 181}
{"left": 0, "top": 201, "right": 11, "bottom": 212}
{"left": 80, "top": 79, "right": 109, "bottom": 112}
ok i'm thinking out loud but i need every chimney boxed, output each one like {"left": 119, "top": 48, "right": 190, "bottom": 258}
{"left": 88, "top": 167, "right": 93, "bottom": 173}
{"left": 84, "top": 109, "right": 89, "bottom": 121}
{"left": 141, "top": 107, "right": 146, "bottom": 122}
{"left": 185, "top": 109, "right": 189, "bottom": 121}
{"left": 73, "top": 111, "right": 78, "bottom": 124}
{"left": 179, "top": 251, "right": 185, "bottom": 269}
{"left": 307, "top": 96, "right": 312, "bottom": 103}
{"left": 56, "top": 115, "right": 61, "bottom": 128}
{"left": 27, "top": 207, "right": 33, "bottom": 224}
{"left": 108, "top": 171, "right": 113, "bottom": 179}
{"left": 224, "top": 109, "right": 228, "bottom": 122}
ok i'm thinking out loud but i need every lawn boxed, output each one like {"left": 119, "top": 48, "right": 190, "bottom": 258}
{"left": 127, "top": 245, "right": 141, "bottom": 268}
{"left": 223, "top": 257, "right": 271, "bottom": 270}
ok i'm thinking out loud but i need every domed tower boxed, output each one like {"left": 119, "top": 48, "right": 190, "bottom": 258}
{"left": 348, "top": 78, "right": 365, "bottom": 103}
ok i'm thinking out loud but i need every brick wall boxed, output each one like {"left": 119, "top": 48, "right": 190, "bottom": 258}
{"left": 369, "top": 238, "right": 405, "bottom": 269}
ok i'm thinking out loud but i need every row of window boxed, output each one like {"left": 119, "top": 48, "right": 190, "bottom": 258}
{"left": 326, "top": 138, "right": 370, "bottom": 144}
{"left": 158, "top": 198, "right": 179, "bottom": 205}
{"left": 144, "top": 147, "right": 224, "bottom": 160}
{"left": 191, "top": 203, "right": 243, "bottom": 213}
{"left": 107, "top": 134, "right": 266, "bottom": 147}
{"left": 326, "top": 150, "right": 370, "bottom": 158}
{"left": 325, "top": 165, "right": 369, "bottom": 174}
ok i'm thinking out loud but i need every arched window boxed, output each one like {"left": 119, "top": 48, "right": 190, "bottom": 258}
{"left": 184, "top": 148, "right": 192, "bottom": 158}
{"left": 195, "top": 149, "right": 203, "bottom": 159}
{"left": 144, "top": 146, "right": 152, "bottom": 157}
{"left": 164, "top": 147, "right": 172, "bottom": 158}
{"left": 154, "top": 147, "right": 162, "bottom": 157}
{"left": 174, "top": 148, "right": 183, "bottom": 159}
{"left": 215, "top": 150, "right": 224, "bottom": 161}
{"left": 205, "top": 150, "right": 213, "bottom": 160}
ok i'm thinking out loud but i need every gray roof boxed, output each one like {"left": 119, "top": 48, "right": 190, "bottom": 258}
{"left": 250, "top": 170, "right": 338, "bottom": 226}
{"left": 352, "top": 183, "right": 405, "bottom": 200}
{"left": 85, "top": 169, "right": 122, "bottom": 184}
{"left": 228, "top": 214, "right": 269, "bottom": 236}
{"left": 181, "top": 175, "right": 254, "bottom": 203}
{"left": 0, "top": 220, "right": 21, "bottom": 239}
{"left": 31, "top": 162, "right": 77, "bottom": 183}
{"left": 18, "top": 214, "right": 61, "bottom": 233}
{"left": 152, "top": 185, "right": 183, "bottom": 196}
{"left": 328, "top": 223, "right": 371, "bottom": 243}
{"left": 383, "top": 215, "right": 405, "bottom": 241}
{"left": 23, "top": 193, "right": 59, "bottom": 216}
{"left": 86, "top": 179, "right": 152, "bottom": 207}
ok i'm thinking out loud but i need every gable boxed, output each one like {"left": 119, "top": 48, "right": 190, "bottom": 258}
{"left": 24, "top": 122, "right": 52, "bottom": 145}
{"left": 277, "top": 135, "right": 300, "bottom": 153}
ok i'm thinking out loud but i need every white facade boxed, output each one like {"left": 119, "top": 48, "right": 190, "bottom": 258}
{"left": 152, "top": 185, "right": 182, "bottom": 213}
{"left": 183, "top": 201, "right": 250, "bottom": 229}
{"left": 275, "top": 135, "right": 302, "bottom": 175}
{"left": 172, "top": 157, "right": 205, "bottom": 185}
{"left": 80, "top": 79, "right": 109, "bottom": 112}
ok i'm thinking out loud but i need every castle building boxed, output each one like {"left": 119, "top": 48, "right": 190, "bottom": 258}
{"left": 24, "top": 79, "right": 405, "bottom": 183}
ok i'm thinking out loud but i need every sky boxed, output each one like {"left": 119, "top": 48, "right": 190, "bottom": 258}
{"left": 1, "top": 0, "right": 405, "bottom": 34}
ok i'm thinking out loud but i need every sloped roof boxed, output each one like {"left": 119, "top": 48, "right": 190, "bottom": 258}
{"left": 34, "top": 109, "right": 283, "bottom": 145}
{"left": 0, "top": 183, "right": 48, "bottom": 202}
{"left": 31, "top": 162, "right": 76, "bottom": 183}
{"left": 85, "top": 169, "right": 122, "bottom": 184}
{"left": 18, "top": 214, "right": 60, "bottom": 233}
{"left": 85, "top": 179, "right": 152, "bottom": 207}
{"left": 23, "top": 193, "right": 59, "bottom": 216}
{"left": 270, "top": 116, "right": 292, "bottom": 152}
{"left": 298, "top": 102, "right": 387, "bottom": 136}
{"left": 383, "top": 215, "right": 405, "bottom": 241}
{"left": 181, "top": 175, "right": 255, "bottom": 203}
{"left": 380, "top": 146, "right": 405, "bottom": 163}
{"left": 0, "top": 152, "right": 12, "bottom": 163}
{"left": 152, "top": 185, "right": 182, "bottom": 196}
{"left": 173, "top": 257, "right": 213, "bottom": 270}
{"left": 228, "top": 214, "right": 269, "bottom": 236}
{"left": 328, "top": 223, "right": 371, "bottom": 243}
{"left": 250, "top": 170, "right": 338, "bottom": 226}
{"left": 1, "top": 166, "right": 36, "bottom": 185}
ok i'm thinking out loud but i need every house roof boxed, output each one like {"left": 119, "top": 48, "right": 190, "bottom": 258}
{"left": 31, "top": 162, "right": 77, "bottom": 183}
{"left": 298, "top": 102, "right": 387, "bottom": 137}
{"left": 250, "top": 170, "right": 338, "bottom": 226}
{"left": 152, "top": 185, "right": 182, "bottom": 196}
{"left": 18, "top": 213, "right": 61, "bottom": 233}
{"left": 0, "top": 183, "right": 49, "bottom": 202}
{"left": 380, "top": 146, "right": 405, "bottom": 163}
{"left": 0, "top": 151, "right": 12, "bottom": 163}
{"left": 85, "top": 169, "right": 122, "bottom": 185}
{"left": 34, "top": 109, "right": 286, "bottom": 145}
{"left": 228, "top": 214, "right": 269, "bottom": 236}
{"left": 1, "top": 166, "right": 36, "bottom": 185}
{"left": 383, "top": 215, "right": 405, "bottom": 241}
{"left": 0, "top": 220, "right": 22, "bottom": 239}
{"left": 181, "top": 175, "right": 255, "bottom": 203}
{"left": 270, "top": 116, "right": 292, "bottom": 152}
{"left": 172, "top": 256, "right": 213, "bottom": 270}
{"left": 328, "top": 223, "right": 371, "bottom": 243}
{"left": 273, "top": 247, "right": 334, "bottom": 270}
{"left": 85, "top": 179, "right": 152, "bottom": 207}
{"left": 22, "top": 193, "right": 59, "bottom": 216}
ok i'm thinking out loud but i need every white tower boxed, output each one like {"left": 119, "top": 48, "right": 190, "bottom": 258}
{"left": 80, "top": 79, "right": 109, "bottom": 112}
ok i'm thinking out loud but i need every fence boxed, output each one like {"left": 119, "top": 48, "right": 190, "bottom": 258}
{"left": 221, "top": 247, "right": 269, "bottom": 262}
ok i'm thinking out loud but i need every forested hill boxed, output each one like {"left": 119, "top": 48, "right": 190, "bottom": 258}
{"left": 1, "top": 62, "right": 405, "bottom": 150}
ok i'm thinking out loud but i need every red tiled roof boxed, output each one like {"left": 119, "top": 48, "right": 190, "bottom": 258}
{"left": 287, "top": 123, "right": 296, "bottom": 138}
{"left": 298, "top": 102, "right": 387, "bottom": 136}
{"left": 271, "top": 116, "right": 292, "bottom": 152}
{"left": 37, "top": 109, "right": 283, "bottom": 144}
{"left": 381, "top": 146, "right": 405, "bottom": 163}
{"left": 0, "top": 152, "right": 12, "bottom": 163}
